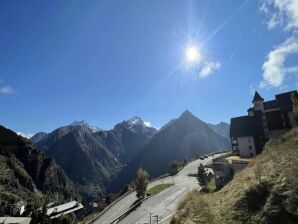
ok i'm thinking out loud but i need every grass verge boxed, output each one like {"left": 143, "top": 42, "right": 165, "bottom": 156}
{"left": 147, "top": 183, "right": 173, "bottom": 195}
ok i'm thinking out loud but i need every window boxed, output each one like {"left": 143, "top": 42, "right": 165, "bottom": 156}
{"left": 249, "top": 145, "right": 252, "bottom": 150}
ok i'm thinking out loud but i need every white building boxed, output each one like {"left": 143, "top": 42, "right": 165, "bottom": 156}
{"left": 0, "top": 217, "right": 31, "bottom": 224}
{"left": 230, "top": 90, "right": 298, "bottom": 157}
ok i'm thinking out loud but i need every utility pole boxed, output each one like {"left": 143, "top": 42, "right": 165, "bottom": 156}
{"left": 149, "top": 212, "right": 152, "bottom": 224}
{"left": 153, "top": 215, "right": 159, "bottom": 224}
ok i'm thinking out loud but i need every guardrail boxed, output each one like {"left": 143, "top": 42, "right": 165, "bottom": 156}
{"left": 106, "top": 197, "right": 148, "bottom": 224}
{"left": 84, "top": 190, "right": 133, "bottom": 224}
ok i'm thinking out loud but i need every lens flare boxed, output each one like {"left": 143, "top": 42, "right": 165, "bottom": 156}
{"left": 185, "top": 46, "right": 200, "bottom": 63}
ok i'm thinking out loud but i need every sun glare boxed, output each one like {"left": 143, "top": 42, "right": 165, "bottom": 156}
{"left": 185, "top": 46, "right": 200, "bottom": 63}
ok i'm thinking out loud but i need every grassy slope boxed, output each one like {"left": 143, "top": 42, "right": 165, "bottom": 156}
{"left": 172, "top": 127, "right": 298, "bottom": 224}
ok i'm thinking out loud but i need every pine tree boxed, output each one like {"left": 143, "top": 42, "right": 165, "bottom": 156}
{"left": 197, "top": 163, "right": 207, "bottom": 187}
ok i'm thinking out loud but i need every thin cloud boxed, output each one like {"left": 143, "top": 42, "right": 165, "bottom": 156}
{"left": 259, "top": 0, "right": 298, "bottom": 88}
{"left": 260, "top": 0, "right": 298, "bottom": 30}
{"left": 260, "top": 36, "right": 298, "bottom": 88}
{"left": 199, "top": 61, "right": 221, "bottom": 78}
{"left": 0, "top": 86, "right": 15, "bottom": 94}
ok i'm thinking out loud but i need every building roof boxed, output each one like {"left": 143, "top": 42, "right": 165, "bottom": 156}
{"left": 0, "top": 217, "right": 31, "bottom": 224}
{"left": 275, "top": 90, "right": 298, "bottom": 112}
{"left": 47, "top": 201, "right": 78, "bottom": 215}
{"left": 11, "top": 201, "right": 25, "bottom": 208}
{"left": 263, "top": 100, "right": 277, "bottom": 110}
{"left": 252, "top": 91, "right": 264, "bottom": 102}
{"left": 230, "top": 116, "right": 256, "bottom": 137}
{"left": 46, "top": 201, "right": 84, "bottom": 219}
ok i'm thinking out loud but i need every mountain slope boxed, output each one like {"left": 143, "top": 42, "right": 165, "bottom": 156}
{"left": 31, "top": 118, "right": 157, "bottom": 201}
{"left": 36, "top": 126, "right": 120, "bottom": 201}
{"left": 94, "top": 116, "right": 157, "bottom": 163}
{"left": 173, "top": 127, "right": 298, "bottom": 224}
{"left": 32, "top": 125, "right": 94, "bottom": 152}
{"left": 111, "top": 110, "right": 230, "bottom": 192}
{"left": 0, "top": 125, "right": 79, "bottom": 210}
{"left": 207, "top": 122, "right": 230, "bottom": 140}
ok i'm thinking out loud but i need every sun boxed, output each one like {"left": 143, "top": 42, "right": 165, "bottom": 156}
{"left": 185, "top": 46, "right": 200, "bottom": 63}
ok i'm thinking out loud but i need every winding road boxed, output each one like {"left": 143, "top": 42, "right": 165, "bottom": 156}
{"left": 94, "top": 154, "right": 222, "bottom": 224}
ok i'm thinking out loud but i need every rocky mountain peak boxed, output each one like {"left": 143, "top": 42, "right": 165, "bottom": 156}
{"left": 179, "top": 110, "right": 195, "bottom": 119}
{"left": 70, "top": 120, "right": 102, "bottom": 132}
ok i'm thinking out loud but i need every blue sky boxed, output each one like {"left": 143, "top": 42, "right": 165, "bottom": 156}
{"left": 0, "top": 0, "right": 297, "bottom": 136}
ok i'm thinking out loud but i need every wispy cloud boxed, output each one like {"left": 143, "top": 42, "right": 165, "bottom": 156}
{"left": 260, "top": 0, "right": 298, "bottom": 30}
{"left": 17, "top": 132, "right": 33, "bottom": 139}
{"left": 259, "top": 0, "right": 298, "bottom": 88}
{"left": 260, "top": 36, "right": 298, "bottom": 88}
{"left": 0, "top": 86, "right": 15, "bottom": 94}
{"left": 199, "top": 61, "right": 221, "bottom": 78}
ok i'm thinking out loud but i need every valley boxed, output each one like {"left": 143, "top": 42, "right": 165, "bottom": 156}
{"left": 29, "top": 111, "right": 229, "bottom": 202}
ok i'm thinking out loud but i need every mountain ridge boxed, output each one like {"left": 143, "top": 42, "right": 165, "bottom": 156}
{"left": 31, "top": 116, "right": 157, "bottom": 201}
{"left": 0, "top": 125, "right": 80, "bottom": 209}
{"left": 110, "top": 110, "right": 230, "bottom": 192}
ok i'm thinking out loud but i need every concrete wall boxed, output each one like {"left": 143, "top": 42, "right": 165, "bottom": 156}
{"left": 237, "top": 136, "right": 256, "bottom": 157}
{"left": 232, "top": 162, "right": 249, "bottom": 173}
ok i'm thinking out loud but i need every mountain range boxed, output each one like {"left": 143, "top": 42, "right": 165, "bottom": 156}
{"left": 110, "top": 110, "right": 230, "bottom": 192}
{"left": 31, "top": 117, "right": 157, "bottom": 201}
{"left": 29, "top": 111, "right": 229, "bottom": 201}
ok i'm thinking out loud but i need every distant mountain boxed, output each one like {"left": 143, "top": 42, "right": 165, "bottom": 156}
{"left": 45, "top": 126, "right": 120, "bottom": 201}
{"left": 207, "top": 122, "right": 230, "bottom": 140}
{"left": 111, "top": 110, "right": 230, "bottom": 192}
{"left": 31, "top": 117, "right": 157, "bottom": 201}
{"left": 30, "top": 132, "right": 47, "bottom": 143}
{"left": 0, "top": 125, "right": 79, "bottom": 207}
{"left": 70, "top": 120, "right": 103, "bottom": 132}
{"left": 31, "top": 121, "right": 102, "bottom": 150}
{"left": 94, "top": 116, "right": 157, "bottom": 163}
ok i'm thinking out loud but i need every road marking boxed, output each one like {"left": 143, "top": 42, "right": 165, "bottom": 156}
{"left": 160, "top": 212, "right": 175, "bottom": 223}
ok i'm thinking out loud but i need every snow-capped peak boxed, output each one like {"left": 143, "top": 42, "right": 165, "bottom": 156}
{"left": 127, "top": 116, "right": 144, "bottom": 126}
{"left": 70, "top": 120, "right": 102, "bottom": 132}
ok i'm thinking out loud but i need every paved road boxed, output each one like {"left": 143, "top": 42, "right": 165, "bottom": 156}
{"left": 94, "top": 154, "right": 221, "bottom": 224}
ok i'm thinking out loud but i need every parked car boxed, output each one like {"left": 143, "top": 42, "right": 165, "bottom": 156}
{"left": 199, "top": 156, "right": 204, "bottom": 160}
{"left": 204, "top": 155, "right": 208, "bottom": 158}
